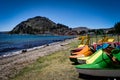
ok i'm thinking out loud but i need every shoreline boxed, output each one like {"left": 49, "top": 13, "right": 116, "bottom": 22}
{"left": 0, "top": 38, "right": 76, "bottom": 80}
{"left": 0, "top": 38, "right": 73, "bottom": 59}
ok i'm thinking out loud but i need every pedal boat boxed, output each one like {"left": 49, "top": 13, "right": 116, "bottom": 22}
{"left": 76, "top": 48, "right": 120, "bottom": 77}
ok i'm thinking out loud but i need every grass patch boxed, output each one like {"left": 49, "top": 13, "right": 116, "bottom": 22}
{"left": 11, "top": 39, "right": 81, "bottom": 80}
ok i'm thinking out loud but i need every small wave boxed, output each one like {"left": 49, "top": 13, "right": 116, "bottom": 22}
{"left": 0, "top": 44, "right": 50, "bottom": 58}
{"left": 0, "top": 34, "right": 74, "bottom": 58}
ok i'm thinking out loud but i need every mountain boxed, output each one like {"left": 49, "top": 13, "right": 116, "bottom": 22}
{"left": 9, "top": 16, "right": 113, "bottom": 35}
{"left": 72, "top": 27, "right": 115, "bottom": 35}
{"left": 0, "top": 31, "right": 9, "bottom": 34}
{"left": 10, "top": 16, "right": 78, "bottom": 35}
{"left": 72, "top": 27, "right": 89, "bottom": 34}
{"left": 72, "top": 27, "right": 89, "bottom": 31}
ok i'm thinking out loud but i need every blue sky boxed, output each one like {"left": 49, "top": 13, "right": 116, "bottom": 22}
{"left": 0, "top": 0, "right": 120, "bottom": 31}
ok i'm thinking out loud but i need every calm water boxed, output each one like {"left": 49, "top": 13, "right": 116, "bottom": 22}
{"left": 0, "top": 34, "right": 74, "bottom": 56}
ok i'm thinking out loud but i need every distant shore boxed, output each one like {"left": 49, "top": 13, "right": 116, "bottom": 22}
{"left": 0, "top": 38, "right": 76, "bottom": 80}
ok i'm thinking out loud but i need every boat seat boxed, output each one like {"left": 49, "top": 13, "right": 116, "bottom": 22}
{"left": 89, "top": 45, "right": 96, "bottom": 53}
{"left": 103, "top": 47, "right": 120, "bottom": 64}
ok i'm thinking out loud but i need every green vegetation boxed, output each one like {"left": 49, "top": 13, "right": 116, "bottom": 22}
{"left": 11, "top": 39, "right": 81, "bottom": 80}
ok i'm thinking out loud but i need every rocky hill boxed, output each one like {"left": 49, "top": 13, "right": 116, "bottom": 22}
{"left": 10, "top": 16, "right": 77, "bottom": 35}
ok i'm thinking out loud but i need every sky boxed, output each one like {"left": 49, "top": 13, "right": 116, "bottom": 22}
{"left": 0, "top": 0, "right": 120, "bottom": 31}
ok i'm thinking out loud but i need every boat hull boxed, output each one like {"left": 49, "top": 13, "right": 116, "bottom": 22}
{"left": 77, "top": 68, "right": 120, "bottom": 77}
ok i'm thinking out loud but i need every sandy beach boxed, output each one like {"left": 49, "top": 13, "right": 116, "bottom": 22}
{"left": 0, "top": 38, "right": 76, "bottom": 80}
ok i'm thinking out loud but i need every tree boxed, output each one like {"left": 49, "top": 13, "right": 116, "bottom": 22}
{"left": 95, "top": 29, "right": 104, "bottom": 35}
{"left": 79, "top": 30, "right": 86, "bottom": 35}
{"left": 107, "top": 29, "right": 115, "bottom": 34}
{"left": 114, "top": 22, "right": 120, "bottom": 34}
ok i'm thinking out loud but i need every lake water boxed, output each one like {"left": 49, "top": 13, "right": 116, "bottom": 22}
{"left": 0, "top": 34, "right": 74, "bottom": 57}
